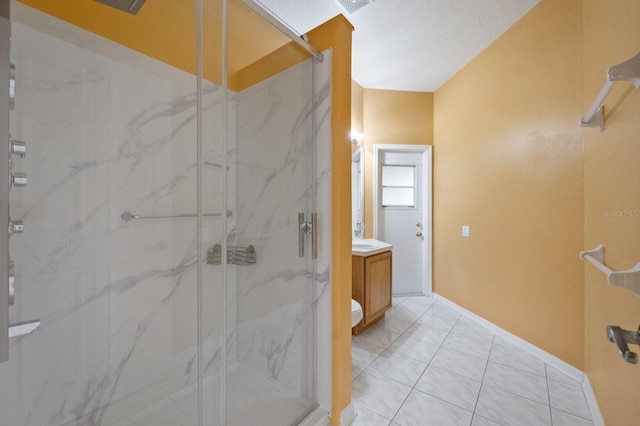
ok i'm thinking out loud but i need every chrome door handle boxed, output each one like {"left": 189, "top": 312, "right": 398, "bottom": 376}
{"left": 311, "top": 213, "right": 317, "bottom": 259}
{"left": 299, "top": 212, "right": 317, "bottom": 259}
{"left": 416, "top": 231, "right": 423, "bottom": 237}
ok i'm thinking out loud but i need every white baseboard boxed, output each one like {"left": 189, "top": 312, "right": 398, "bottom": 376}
{"left": 581, "top": 374, "right": 605, "bottom": 426}
{"left": 340, "top": 402, "right": 357, "bottom": 426}
{"left": 299, "top": 407, "right": 329, "bottom": 426}
{"left": 433, "top": 293, "right": 604, "bottom": 425}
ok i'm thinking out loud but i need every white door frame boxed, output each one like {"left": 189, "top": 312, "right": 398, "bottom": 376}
{"left": 373, "top": 144, "right": 432, "bottom": 296}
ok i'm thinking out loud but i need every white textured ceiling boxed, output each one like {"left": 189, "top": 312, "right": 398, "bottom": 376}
{"left": 258, "top": 0, "right": 540, "bottom": 92}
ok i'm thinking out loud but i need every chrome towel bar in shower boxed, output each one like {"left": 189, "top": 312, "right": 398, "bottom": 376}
{"left": 121, "top": 210, "right": 231, "bottom": 222}
{"left": 580, "top": 50, "right": 640, "bottom": 131}
{"left": 580, "top": 245, "right": 640, "bottom": 296}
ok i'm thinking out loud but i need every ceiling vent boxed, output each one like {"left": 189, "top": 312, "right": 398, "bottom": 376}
{"left": 335, "top": 0, "right": 374, "bottom": 15}
{"left": 94, "top": 0, "right": 147, "bottom": 15}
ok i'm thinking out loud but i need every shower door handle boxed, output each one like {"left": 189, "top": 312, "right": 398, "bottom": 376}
{"left": 298, "top": 212, "right": 317, "bottom": 259}
{"left": 311, "top": 213, "right": 317, "bottom": 259}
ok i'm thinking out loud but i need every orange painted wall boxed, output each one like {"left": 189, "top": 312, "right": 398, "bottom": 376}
{"left": 307, "top": 16, "right": 354, "bottom": 425}
{"left": 582, "top": 0, "right": 640, "bottom": 424}
{"left": 359, "top": 89, "right": 434, "bottom": 238}
{"left": 19, "top": 0, "right": 201, "bottom": 75}
{"left": 433, "top": 0, "right": 585, "bottom": 368}
{"left": 18, "top": 0, "right": 296, "bottom": 90}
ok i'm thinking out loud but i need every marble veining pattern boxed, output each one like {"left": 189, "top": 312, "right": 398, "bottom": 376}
{"left": 1, "top": 17, "right": 213, "bottom": 426}
{"left": 1, "top": 6, "right": 332, "bottom": 426}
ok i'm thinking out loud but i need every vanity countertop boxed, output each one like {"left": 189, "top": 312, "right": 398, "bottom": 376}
{"left": 352, "top": 239, "right": 393, "bottom": 256}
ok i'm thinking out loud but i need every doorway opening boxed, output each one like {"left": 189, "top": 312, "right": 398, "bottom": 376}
{"left": 373, "top": 144, "right": 432, "bottom": 296}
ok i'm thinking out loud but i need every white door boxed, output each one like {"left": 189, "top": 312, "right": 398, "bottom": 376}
{"left": 374, "top": 145, "right": 432, "bottom": 296}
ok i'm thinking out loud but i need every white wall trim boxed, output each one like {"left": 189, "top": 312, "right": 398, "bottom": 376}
{"left": 434, "top": 293, "right": 605, "bottom": 425}
{"left": 299, "top": 407, "right": 330, "bottom": 426}
{"left": 373, "top": 144, "right": 432, "bottom": 297}
{"left": 340, "top": 402, "right": 357, "bottom": 426}
{"left": 582, "top": 374, "right": 605, "bottom": 426}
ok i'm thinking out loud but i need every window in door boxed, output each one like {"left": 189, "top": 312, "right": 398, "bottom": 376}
{"left": 381, "top": 165, "right": 416, "bottom": 208}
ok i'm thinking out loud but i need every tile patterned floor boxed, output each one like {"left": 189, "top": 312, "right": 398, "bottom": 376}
{"left": 351, "top": 296, "right": 596, "bottom": 426}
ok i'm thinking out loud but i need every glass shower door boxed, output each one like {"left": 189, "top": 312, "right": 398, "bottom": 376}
{"left": 222, "top": 1, "right": 320, "bottom": 424}
{"left": 0, "top": 0, "right": 325, "bottom": 424}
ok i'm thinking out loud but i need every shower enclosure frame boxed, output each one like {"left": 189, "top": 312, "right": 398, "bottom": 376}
{"left": 0, "top": 0, "right": 9, "bottom": 363}
{"left": 0, "top": 0, "right": 333, "bottom": 424}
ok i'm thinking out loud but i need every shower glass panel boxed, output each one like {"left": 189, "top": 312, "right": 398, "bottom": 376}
{"left": 0, "top": 0, "right": 323, "bottom": 424}
{"left": 0, "top": 0, "right": 222, "bottom": 424}
{"left": 223, "top": 0, "right": 319, "bottom": 424}
{"left": 201, "top": 0, "right": 225, "bottom": 424}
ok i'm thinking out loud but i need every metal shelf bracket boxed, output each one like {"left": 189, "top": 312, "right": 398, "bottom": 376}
{"left": 581, "top": 50, "right": 640, "bottom": 131}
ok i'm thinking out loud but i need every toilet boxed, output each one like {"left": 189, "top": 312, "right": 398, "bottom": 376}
{"left": 351, "top": 299, "right": 363, "bottom": 327}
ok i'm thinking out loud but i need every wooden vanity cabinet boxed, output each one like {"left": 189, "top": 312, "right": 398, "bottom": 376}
{"left": 352, "top": 250, "right": 392, "bottom": 335}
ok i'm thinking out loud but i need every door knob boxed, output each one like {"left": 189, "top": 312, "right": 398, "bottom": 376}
{"left": 416, "top": 231, "right": 423, "bottom": 237}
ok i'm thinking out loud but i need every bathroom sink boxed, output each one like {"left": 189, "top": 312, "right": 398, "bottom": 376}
{"left": 352, "top": 243, "right": 376, "bottom": 249}
{"left": 352, "top": 239, "right": 393, "bottom": 256}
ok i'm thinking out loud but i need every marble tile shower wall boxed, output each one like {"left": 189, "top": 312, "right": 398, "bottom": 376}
{"left": 0, "top": 16, "right": 232, "bottom": 425}
{"left": 234, "top": 55, "right": 331, "bottom": 398}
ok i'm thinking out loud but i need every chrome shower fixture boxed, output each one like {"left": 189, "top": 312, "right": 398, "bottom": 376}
{"left": 94, "top": 0, "right": 147, "bottom": 15}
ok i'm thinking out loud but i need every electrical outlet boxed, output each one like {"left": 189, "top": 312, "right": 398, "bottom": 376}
{"left": 462, "top": 225, "right": 470, "bottom": 237}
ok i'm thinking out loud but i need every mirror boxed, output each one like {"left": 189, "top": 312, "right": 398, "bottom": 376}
{"left": 352, "top": 147, "right": 364, "bottom": 239}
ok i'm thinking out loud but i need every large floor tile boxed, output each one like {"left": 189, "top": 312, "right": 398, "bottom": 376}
{"left": 352, "top": 370, "right": 412, "bottom": 419}
{"left": 414, "top": 366, "right": 482, "bottom": 412}
{"left": 441, "top": 329, "right": 494, "bottom": 360}
{"left": 401, "top": 323, "right": 450, "bottom": 347}
{"left": 450, "top": 317, "right": 495, "bottom": 341}
{"left": 401, "top": 296, "right": 435, "bottom": 314}
{"left": 349, "top": 295, "right": 600, "bottom": 426}
{"left": 374, "top": 315, "right": 415, "bottom": 335}
{"left": 392, "top": 296, "right": 411, "bottom": 305}
{"left": 352, "top": 336, "right": 388, "bottom": 380}
{"left": 393, "top": 389, "right": 473, "bottom": 426}
{"left": 488, "top": 338, "right": 546, "bottom": 377}
{"left": 546, "top": 365, "right": 582, "bottom": 387}
{"left": 353, "top": 322, "right": 402, "bottom": 349}
{"left": 426, "top": 302, "right": 461, "bottom": 319}
{"left": 548, "top": 380, "right": 592, "bottom": 420}
{"left": 551, "top": 408, "right": 596, "bottom": 426}
{"left": 416, "top": 305, "right": 460, "bottom": 332}
{"left": 384, "top": 334, "right": 440, "bottom": 364}
{"left": 475, "top": 385, "right": 551, "bottom": 426}
{"left": 430, "top": 347, "right": 488, "bottom": 382}
{"left": 471, "top": 415, "right": 502, "bottom": 426}
{"left": 368, "top": 350, "right": 429, "bottom": 387}
{"left": 386, "top": 303, "right": 425, "bottom": 323}
{"left": 352, "top": 403, "right": 392, "bottom": 426}
{"left": 483, "top": 361, "right": 549, "bottom": 405}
